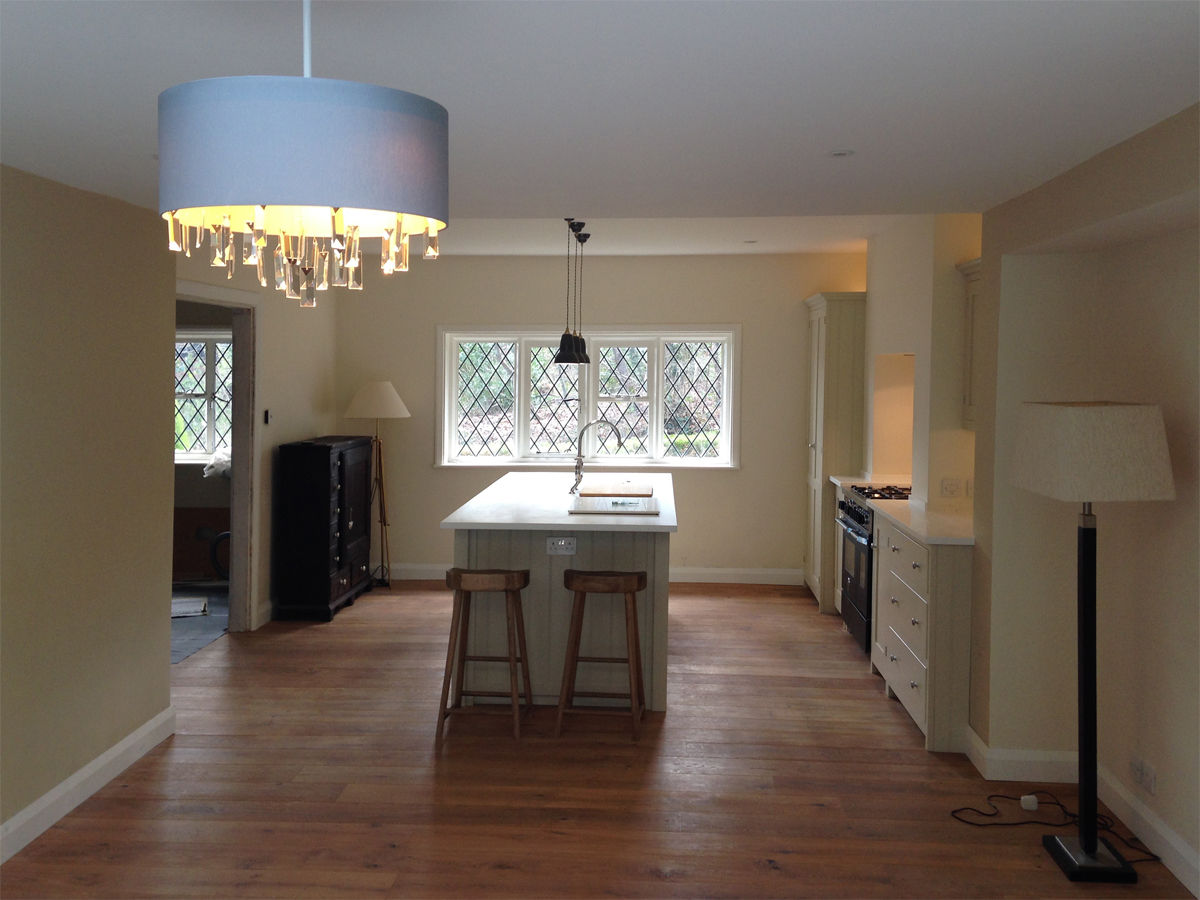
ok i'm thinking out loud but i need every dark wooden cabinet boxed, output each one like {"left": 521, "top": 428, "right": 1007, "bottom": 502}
{"left": 273, "top": 435, "right": 373, "bottom": 620}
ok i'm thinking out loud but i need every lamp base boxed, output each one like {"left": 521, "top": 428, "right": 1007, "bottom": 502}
{"left": 1042, "top": 834, "right": 1137, "bottom": 883}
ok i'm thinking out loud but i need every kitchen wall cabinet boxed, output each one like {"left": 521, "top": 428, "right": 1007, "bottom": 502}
{"left": 956, "top": 257, "right": 982, "bottom": 430}
{"left": 804, "top": 292, "right": 866, "bottom": 613}
{"left": 272, "top": 435, "right": 373, "bottom": 620}
{"left": 872, "top": 515, "right": 972, "bottom": 751}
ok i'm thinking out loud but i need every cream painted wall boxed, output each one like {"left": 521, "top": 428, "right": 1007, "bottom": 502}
{"left": 332, "top": 253, "right": 866, "bottom": 574}
{"left": 976, "top": 104, "right": 1198, "bottom": 867}
{"left": 871, "top": 354, "right": 915, "bottom": 478}
{"left": 0, "top": 167, "right": 175, "bottom": 819}
{"left": 990, "top": 232, "right": 1198, "bottom": 849}
{"left": 172, "top": 250, "right": 340, "bottom": 628}
{"left": 864, "top": 214, "right": 981, "bottom": 506}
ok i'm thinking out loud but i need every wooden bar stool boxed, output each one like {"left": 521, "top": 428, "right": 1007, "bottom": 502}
{"left": 556, "top": 569, "right": 648, "bottom": 739}
{"left": 436, "top": 568, "right": 533, "bottom": 747}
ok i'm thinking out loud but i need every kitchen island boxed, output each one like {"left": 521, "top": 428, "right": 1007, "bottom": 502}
{"left": 440, "top": 472, "right": 677, "bottom": 710}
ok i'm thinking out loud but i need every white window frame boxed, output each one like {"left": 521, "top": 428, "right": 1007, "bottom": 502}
{"left": 174, "top": 328, "right": 233, "bottom": 464}
{"left": 437, "top": 325, "right": 740, "bottom": 468}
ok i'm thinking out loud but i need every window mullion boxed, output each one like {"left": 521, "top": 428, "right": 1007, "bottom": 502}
{"left": 516, "top": 338, "right": 532, "bottom": 458}
{"left": 204, "top": 339, "right": 216, "bottom": 454}
{"left": 648, "top": 340, "right": 663, "bottom": 461}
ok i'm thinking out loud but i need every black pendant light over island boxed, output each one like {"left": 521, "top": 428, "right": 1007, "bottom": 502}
{"left": 554, "top": 218, "right": 591, "bottom": 365}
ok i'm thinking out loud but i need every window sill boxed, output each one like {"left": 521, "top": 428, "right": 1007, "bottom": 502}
{"left": 437, "top": 457, "right": 737, "bottom": 471}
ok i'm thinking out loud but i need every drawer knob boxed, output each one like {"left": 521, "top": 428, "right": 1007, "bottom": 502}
{"left": 911, "top": 617, "right": 920, "bottom": 626}
{"left": 888, "top": 654, "right": 897, "bottom": 663}
{"left": 891, "top": 545, "right": 900, "bottom": 553}
{"left": 348, "top": 520, "right": 354, "bottom": 529}
{"left": 890, "top": 596, "right": 899, "bottom": 605}
{"left": 909, "top": 680, "right": 919, "bottom": 690}
{"left": 334, "top": 555, "right": 340, "bottom": 563}
{"left": 912, "top": 561, "right": 921, "bottom": 570}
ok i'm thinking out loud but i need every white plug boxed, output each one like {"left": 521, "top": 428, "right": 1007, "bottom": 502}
{"left": 1020, "top": 794, "right": 1038, "bottom": 811}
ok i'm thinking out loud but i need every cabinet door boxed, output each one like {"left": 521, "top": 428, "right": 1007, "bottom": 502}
{"left": 805, "top": 312, "right": 826, "bottom": 597}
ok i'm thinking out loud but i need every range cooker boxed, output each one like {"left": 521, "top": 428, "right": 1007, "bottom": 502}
{"left": 835, "top": 484, "right": 911, "bottom": 652}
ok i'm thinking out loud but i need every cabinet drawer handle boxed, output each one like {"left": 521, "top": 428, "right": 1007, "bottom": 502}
{"left": 347, "top": 520, "right": 354, "bottom": 529}
{"left": 912, "top": 561, "right": 921, "bottom": 570}
{"left": 334, "top": 555, "right": 341, "bottom": 563}
{"left": 888, "top": 654, "right": 897, "bottom": 663}
{"left": 909, "top": 680, "right": 919, "bottom": 690}
{"left": 891, "top": 545, "right": 900, "bottom": 553}
{"left": 890, "top": 596, "right": 899, "bottom": 605}
{"left": 910, "top": 617, "right": 920, "bottom": 626}
{"left": 360, "top": 564, "right": 367, "bottom": 573}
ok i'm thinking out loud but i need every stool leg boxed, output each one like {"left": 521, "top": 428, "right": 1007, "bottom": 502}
{"left": 504, "top": 590, "right": 522, "bottom": 740}
{"left": 512, "top": 590, "right": 534, "bottom": 709}
{"left": 436, "top": 590, "right": 465, "bottom": 748}
{"left": 629, "top": 593, "right": 646, "bottom": 711}
{"left": 452, "top": 592, "right": 472, "bottom": 709}
{"left": 624, "top": 591, "right": 642, "bottom": 740}
{"left": 556, "top": 591, "right": 587, "bottom": 736}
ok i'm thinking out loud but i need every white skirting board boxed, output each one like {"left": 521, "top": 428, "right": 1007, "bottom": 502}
{"left": 0, "top": 706, "right": 176, "bottom": 864}
{"left": 392, "top": 563, "right": 807, "bottom": 587}
{"left": 966, "top": 727, "right": 1198, "bottom": 895}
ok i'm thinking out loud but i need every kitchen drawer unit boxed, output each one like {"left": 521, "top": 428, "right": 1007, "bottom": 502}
{"left": 871, "top": 518, "right": 971, "bottom": 752}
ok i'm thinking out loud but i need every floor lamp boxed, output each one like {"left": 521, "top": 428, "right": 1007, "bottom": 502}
{"left": 345, "top": 381, "right": 411, "bottom": 588}
{"left": 1010, "top": 401, "right": 1175, "bottom": 883}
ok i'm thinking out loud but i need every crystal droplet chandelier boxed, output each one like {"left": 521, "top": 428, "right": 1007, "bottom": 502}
{"left": 157, "top": 1, "right": 448, "bottom": 307}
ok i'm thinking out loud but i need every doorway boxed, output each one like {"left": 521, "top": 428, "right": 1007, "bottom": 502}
{"left": 172, "top": 284, "right": 256, "bottom": 658}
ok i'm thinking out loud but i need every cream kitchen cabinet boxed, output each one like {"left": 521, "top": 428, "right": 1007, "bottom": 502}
{"left": 956, "top": 257, "right": 982, "bottom": 430}
{"left": 804, "top": 292, "right": 865, "bottom": 613}
{"left": 871, "top": 513, "right": 972, "bottom": 752}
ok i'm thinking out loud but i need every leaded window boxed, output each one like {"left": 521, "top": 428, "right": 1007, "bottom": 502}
{"left": 440, "top": 329, "right": 736, "bottom": 466}
{"left": 174, "top": 331, "right": 232, "bottom": 460}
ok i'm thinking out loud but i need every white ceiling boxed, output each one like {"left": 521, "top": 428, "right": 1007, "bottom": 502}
{"left": 2, "top": 0, "right": 1196, "bottom": 255}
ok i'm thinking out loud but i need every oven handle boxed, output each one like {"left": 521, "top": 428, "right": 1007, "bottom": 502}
{"left": 835, "top": 518, "right": 871, "bottom": 547}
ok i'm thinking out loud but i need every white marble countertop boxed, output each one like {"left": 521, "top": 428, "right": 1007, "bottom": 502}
{"left": 441, "top": 472, "right": 678, "bottom": 533}
{"left": 829, "top": 474, "right": 974, "bottom": 546}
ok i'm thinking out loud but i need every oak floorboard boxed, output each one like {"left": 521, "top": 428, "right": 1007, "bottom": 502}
{"left": 1, "top": 583, "right": 1188, "bottom": 898}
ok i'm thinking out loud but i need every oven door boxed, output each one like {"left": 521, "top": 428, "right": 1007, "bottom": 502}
{"left": 836, "top": 518, "right": 872, "bottom": 653}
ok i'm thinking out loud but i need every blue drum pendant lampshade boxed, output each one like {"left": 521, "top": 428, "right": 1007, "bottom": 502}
{"left": 158, "top": 75, "right": 448, "bottom": 306}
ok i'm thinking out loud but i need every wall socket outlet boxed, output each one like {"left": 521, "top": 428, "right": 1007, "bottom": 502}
{"left": 546, "top": 536, "right": 576, "bottom": 555}
{"left": 940, "top": 477, "right": 962, "bottom": 498}
{"left": 1130, "top": 755, "right": 1157, "bottom": 794}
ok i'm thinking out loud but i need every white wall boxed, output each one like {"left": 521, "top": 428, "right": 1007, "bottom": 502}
{"left": 1, "top": 167, "right": 175, "bottom": 822}
{"left": 332, "top": 252, "right": 866, "bottom": 578}
{"left": 976, "top": 105, "right": 1198, "bottom": 886}
{"left": 865, "top": 214, "right": 981, "bottom": 505}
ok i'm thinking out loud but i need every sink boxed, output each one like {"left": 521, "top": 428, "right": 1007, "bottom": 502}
{"left": 568, "top": 496, "right": 660, "bottom": 516}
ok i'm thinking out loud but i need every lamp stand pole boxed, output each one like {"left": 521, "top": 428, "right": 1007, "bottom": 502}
{"left": 1042, "top": 503, "right": 1136, "bottom": 883}
{"left": 369, "top": 420, "right": 391, "bottom": 588}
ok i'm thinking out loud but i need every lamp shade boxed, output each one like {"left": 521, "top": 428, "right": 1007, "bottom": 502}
{"left": 1010, "top": 401, "right": 1175, "bottom": 502}
{"left": 345, "top": 381, "right": 411, "bottom": 420}
{"left": 159, "top": 76, "right": 449, "bottom": 230}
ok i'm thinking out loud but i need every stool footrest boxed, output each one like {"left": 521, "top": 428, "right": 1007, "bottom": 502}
{"left": 576, "top": 655, "right": 628, "bottom": 664}
{"left": 464, "top": 654, "right": 526, "bottom": 664}
{"left": 572, "top": 690, "right": 633, "bottom": 700}
{"left": 460, "top": 689, "right": 528, "bottom": 699}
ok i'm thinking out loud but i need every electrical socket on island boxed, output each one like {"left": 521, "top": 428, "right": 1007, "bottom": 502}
{"left": 546, "top": 536, "right": 576, "bottom": 555}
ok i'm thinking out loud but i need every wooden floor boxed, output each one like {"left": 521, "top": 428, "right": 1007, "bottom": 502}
{"left": 2, "top": 583, "right": 1188, "bottom": 898}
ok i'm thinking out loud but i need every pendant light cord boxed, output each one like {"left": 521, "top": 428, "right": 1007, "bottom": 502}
{"left": 565, "top": 220, "right": 573, "bottom": 332}
{"left": 575, "top": 233, "right": 584, "bottom": 335}
{"left": 302, "top": 0, "right": 312, "bottom": 77}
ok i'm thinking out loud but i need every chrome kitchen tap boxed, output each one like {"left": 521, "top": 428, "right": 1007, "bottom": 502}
{"left": 570, "top": 418, "right": 622, "bottom": 493}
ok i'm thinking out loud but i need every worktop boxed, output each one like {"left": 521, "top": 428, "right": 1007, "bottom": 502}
{"left": 829, "top": 475, "right": 974, "bottom": 546}
{"left": 441, "top": 472, "right": 678, "bottom": 533}
{"left": 441, "top": 472, "right": 674, "bottom": 711}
